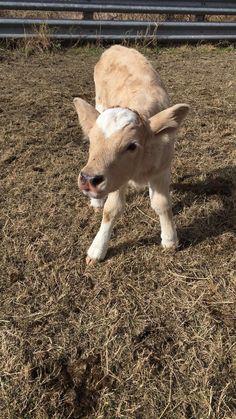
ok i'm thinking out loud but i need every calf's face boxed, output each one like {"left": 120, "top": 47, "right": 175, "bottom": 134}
{"left": 74, "top": 98, "right": 189, "bottom": 198}
{"left": 74, "top": 99, "right": 148, "bottom": 198}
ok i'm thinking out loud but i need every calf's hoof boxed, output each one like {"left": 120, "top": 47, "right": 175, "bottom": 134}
{"left": 86, "top": 256, "right": 97, "bottom": 265}
{"left": 86, "top": 244, "right": 107, "bottom": 265}
{"left": 161, "top": 237, "right": 179, "bottom": 249}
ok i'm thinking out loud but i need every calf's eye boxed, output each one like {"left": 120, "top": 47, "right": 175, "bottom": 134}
{"left": 126, "top": 143, "right": 137, "bottom": 152}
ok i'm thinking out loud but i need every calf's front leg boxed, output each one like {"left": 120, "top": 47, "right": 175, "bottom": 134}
{"left": 86, "top": 185, "right": 127, "bottom": 264}
{"left": 149, "top": 171, "right": 178, "bottom": 249}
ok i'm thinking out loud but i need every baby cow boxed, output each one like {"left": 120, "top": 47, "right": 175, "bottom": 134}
{"left": 74, "top": 45, "right": 189, "bottom": 264}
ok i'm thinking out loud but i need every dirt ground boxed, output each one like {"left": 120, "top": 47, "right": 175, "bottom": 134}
{"left": 0, "top": 45, "right": 235, "bottom": 418}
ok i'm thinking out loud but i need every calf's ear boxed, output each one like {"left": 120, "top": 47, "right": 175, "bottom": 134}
{"left": 149, "top": 104, "right": 189, "bottom": 136}
{"left": 73, "top": 98, "right": 99, "bottom": 136}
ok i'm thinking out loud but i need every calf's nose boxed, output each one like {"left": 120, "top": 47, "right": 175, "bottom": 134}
{"left": 90, "top": 175, "right": 104, "bottom": 187}
{"left": 80, "top": 172, "right": 104, "bottom": 187}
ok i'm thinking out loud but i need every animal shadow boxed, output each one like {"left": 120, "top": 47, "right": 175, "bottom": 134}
{"left": 173, "top": 165, "right": 235, "bottom": 248}
{"left": 108, "top": 165, "right": 235, "bottom": 257}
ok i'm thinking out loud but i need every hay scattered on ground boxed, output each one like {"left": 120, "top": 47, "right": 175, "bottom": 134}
{"left": 0, "top": 46, "right": 236, "bottom": 418}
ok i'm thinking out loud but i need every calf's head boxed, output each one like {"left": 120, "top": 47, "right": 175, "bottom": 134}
{"left": 74, "top": 98, "right": 189, "bottom": 199}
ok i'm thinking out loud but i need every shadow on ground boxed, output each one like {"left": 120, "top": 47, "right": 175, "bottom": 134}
{"left": 108, "top": 165, "right": 235, "bottom": 258}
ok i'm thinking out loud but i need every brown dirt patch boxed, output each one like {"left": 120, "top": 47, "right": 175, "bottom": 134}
{"left": 0, "top": 46, "right": 236, "bottom": 418}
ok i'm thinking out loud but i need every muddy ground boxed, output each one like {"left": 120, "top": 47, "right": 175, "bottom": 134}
{"left": 0, "top": 45, "right": 235, "bottom": 418}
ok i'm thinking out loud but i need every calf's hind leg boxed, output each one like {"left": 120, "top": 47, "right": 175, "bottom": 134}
{"left": 149, "top": 171, "right": 178, "bottom": 249}
{"left": 86, "top": 185, "right": 127, "bottom": 264}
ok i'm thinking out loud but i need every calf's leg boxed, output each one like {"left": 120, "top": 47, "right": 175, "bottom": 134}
{"left": 149, "top": 171, "right": 178, "bottom": 249}
{"left": 86, "top": 185, "right": 127, "bottom": 264}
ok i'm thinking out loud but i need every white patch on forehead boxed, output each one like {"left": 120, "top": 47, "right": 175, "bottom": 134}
{"left": 96, "top": 107, "right": 138, "bottom": 138}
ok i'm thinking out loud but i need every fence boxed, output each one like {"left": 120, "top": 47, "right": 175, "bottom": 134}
{"left": 0, "top": 1, "right": 236, "bottom": 42}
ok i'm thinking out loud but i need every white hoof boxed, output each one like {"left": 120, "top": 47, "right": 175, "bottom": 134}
{"left": 86, "top": 222, "right": 112, "bottom": 263}
{"left": 86, "top": 256, "right": 97, "bottom": 265}
{"left": 161, "top": 234, "right": 178, "bottom": 249}
{"left": 87, "top": 243, "right": 108, "bottom": 263}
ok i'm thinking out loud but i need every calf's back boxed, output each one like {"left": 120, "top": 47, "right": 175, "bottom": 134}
{"left": 94, "top": 45, "right": 170, "bottom": 118}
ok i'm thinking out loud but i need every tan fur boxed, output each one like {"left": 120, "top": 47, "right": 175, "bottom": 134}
{"left": 73, "top": 45, "right": 189, "bottom": 263}
{"left": 103, "top": 211, "right": 111, "bottom": 223}
{"left": 94, "top": 45, "right": 170, "bottom": 117}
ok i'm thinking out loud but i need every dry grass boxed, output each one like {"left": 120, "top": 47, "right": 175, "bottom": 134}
{"left": 0, "top": 45, "right": 236, "bottom": 418}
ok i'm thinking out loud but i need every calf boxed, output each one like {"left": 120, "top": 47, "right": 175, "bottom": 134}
{"left": 74, "top": 45, "right": 189, "bottom": 264}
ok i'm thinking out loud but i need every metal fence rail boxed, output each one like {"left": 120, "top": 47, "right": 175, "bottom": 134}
{"left": 0, "top": 1, "right": 236, "bottom": 15}
{"left": 1, "top": 19, "right": 236, "bottom": 41}
{"left": 0, "top": 1, "right": 236, "bottom": 41}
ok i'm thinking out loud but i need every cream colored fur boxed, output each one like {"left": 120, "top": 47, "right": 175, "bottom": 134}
{"left": 73, "top": 45, "right": 189, "bottom": 264}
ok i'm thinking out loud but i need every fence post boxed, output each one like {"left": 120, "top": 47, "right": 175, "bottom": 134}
{"left": 195, "top": 14, "right": 205, "bottom": 22}
{"left": 83, "top": 11, "right": 94, "bottom": 20}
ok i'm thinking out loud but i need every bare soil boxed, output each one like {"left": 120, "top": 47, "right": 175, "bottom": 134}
{"left": 0, "top": 45, "right": 236, "bottom": 418}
